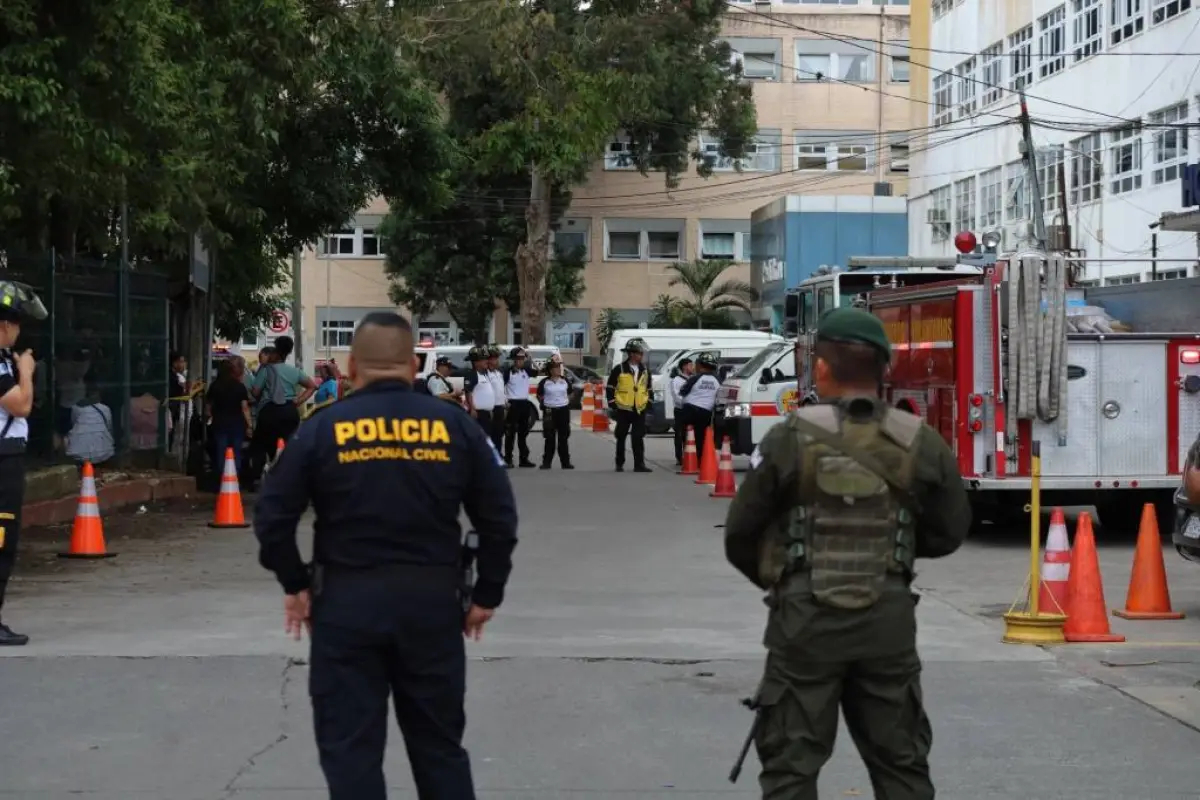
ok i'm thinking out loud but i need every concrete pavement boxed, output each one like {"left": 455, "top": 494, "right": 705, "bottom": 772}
{"left": 2, "top": 423, "right": 1200, "bottom": 798}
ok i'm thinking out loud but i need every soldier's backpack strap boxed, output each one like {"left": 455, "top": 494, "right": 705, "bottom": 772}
{"left": 790, "top": 411, "right": 923, "bottom": 516}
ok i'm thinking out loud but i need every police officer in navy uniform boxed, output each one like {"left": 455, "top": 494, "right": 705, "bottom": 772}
{"left": 253, "top": 312, "right": 518, "bottom": 800}
{"left": 0, "top": 281, "right": 47, "bottom": 647}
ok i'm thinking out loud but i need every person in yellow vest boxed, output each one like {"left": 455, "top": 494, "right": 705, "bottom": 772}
{"left": 605, "top": 337, "right": 652, "bottom": 473}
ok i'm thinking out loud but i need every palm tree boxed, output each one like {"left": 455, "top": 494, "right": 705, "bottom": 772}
{"left": 665, "top": 259, "right": 759, "bottom": 329}
{"left": 594, "top": 307, "right": 625, "bottom": 351}
{"left": 648, "top": 294, "right": 681, "bottom": 328}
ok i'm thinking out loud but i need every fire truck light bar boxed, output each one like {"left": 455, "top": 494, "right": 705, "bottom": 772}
{"left": 1181, "top": 349, "right": 1200, "bottom": 364}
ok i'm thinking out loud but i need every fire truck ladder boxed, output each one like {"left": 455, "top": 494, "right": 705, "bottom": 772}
{"left": 1005, "top": 252, "right": 1069, "bottom": 451}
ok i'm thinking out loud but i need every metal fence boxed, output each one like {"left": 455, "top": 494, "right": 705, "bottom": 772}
{"left": 0, "top": 251, "right": 171, "bottom": 464}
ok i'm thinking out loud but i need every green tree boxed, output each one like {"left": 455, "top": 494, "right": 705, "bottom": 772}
{"left": 648, "top": 294, "right": 682, "bottom": 328}
{"left": 665, "top": 259, "right": 758, "bottom": 328}
{"left": 593, "top": 307, "right": 625, "bottom": 353}
{"left": 381, "top": 168, "right": 586, "bottom": 343}
{"left": 404, "top": 0, "right": 756, "bottom": 344}
{"left": 0, "top": 0, "right": 452, "bottom": 336}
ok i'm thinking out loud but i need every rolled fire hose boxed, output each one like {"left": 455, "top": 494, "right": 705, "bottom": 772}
{"left": 1005, "top": 253, "right": 1069, "bottom": 452}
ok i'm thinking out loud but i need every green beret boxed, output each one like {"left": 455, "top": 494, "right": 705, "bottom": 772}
{"left": 816, "top": 308, "right": 891, "bottom": 359}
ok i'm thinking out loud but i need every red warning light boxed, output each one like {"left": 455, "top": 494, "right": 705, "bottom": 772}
{"left": 954, "top": 231, "right": 978, "bottom": 254}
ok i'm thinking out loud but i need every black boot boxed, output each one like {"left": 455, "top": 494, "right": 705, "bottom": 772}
{"left": 633, "top": 464, "right": 653, "bottom": 473}
{"left": 540, "top": 462, "right": 552, "bottom": 470}
{"left": 519, "top": 459, "right": 537, "bottom": 468}
{"left": 0, "top": 622, "right": 29, "bottom": 646}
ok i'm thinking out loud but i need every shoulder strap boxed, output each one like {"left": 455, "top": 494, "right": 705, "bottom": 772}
{"left": 790, "top": 412, "right": 923, "bottom": 515}
{"left": 879, "top": 407, "right": 923, "bottom": 449}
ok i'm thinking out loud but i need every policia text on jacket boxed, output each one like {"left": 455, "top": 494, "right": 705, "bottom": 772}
{"left": 333, "top": 418, "right": 452, "bottom": 464}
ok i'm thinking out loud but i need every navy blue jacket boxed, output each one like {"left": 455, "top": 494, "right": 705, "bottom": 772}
{"left": 253, "top": 379, "right": 518, "bottom": 609}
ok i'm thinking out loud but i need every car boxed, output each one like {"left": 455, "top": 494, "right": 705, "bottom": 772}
{"left": 1172, "top": 482, "right": 1200, "bottom": 563}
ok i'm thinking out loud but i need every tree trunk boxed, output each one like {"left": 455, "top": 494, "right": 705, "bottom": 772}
{"left": 515, "top": 165, "right": 551, "bottom": 345}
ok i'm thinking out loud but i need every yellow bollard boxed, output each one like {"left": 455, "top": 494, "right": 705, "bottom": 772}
{"left": 1002, "top": 440, "right": 1068, "bottom": 644}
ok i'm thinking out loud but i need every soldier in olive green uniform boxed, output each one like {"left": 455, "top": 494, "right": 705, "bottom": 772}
{"left": 724, "top": 308, "right": 971, "bottom": 800}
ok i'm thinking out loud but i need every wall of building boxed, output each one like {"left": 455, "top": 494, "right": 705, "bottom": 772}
{"left": 908, "top": 0, "right": 1200, "bottom": 286}
{"left": 751, "top": 194, "right": 910, "bottom": 324}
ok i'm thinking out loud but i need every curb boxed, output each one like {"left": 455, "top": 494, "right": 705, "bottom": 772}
{"left": 24, "top": 476, "right": 198, "bottom": 529}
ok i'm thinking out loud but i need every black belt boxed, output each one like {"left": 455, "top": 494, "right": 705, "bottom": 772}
{"left": 0, "top": 436, "right": 27, "bottom": 456}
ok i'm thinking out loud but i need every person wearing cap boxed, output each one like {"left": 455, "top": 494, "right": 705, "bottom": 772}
{"left": 0, "top": 281, "right": 48, "bottom": 647}
{"left": 501, "top": 347, "right": 537, "bottom": 468}
{"left": 605, "top": 337, "right": 652, "bottom": 473}
{"left": 463, "top": 347, "right": 495, "bottom": 435}
{"left": 426, "top": 357, "right": 462, "bottom": 405}
{"left": 486, "top": 345, "right": 506, "bottom": 452}
{"left": 677, "top": 352, "right": 721, "bottom": 458}
{"left": 722, "top": 307, "right": 970, "bottom": 798}
{"left": 669, "top": 357, "right": 694, "bottom": 467}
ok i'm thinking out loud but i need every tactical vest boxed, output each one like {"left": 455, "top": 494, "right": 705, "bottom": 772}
{"left": 765, "top": 402, "right": 922, "bottom": 610}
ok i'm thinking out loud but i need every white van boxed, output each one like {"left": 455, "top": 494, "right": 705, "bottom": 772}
{"left": 605, "top": 329, "right": 783, "bottom": 433}
{"left": 713, "top": 339, "right": 802, "bottom": 455}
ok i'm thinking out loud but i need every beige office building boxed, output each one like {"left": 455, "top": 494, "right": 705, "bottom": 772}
{"left": 241, "top": 0, "right": 914, "bottom": 365}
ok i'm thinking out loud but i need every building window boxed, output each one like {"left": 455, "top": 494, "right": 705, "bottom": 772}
{"left": 955, "top": 57, "right": 977, "bottom": 118}
{"left": 417, "top": 320, "right": 456, "bottom": 347}
{"left": 701, "top": 233, "right": 736, "bottom": 260}
{"left": 793, "top": 131, "right": 873, "bottom": 172}
{"left": 1005, "top": 161, "right": 1031, "bottom": 221}
{"left": 552, "top": 321, "right": 587, "bottom": 351}
{"left": 698, "top": 128, "right": 781, "bottom": 172}
{"left": 321, "top": 320, "right": 356, "bottom": 349}
{"left": 1069, "top": 132, "right": 1103, "bottom": 204}
{"left": 698, "top": 221, "right": 749, "bottom": 261}
{"left": 1037, "top": 145, "right": 1064, "bottom": 212}
{"left": 1008, "top": 25, "right": 1035, "bottom": 92}
{"left": 933, "top": 0, "right": 954, "bottom": 17}
{"left": 1149, "top": 102, "right": 1188, "bottom": 185}
{"left": 933, "top": 72, "right": 953, "bottom": 127}
{"left": 1108, "top": 125, "right": 1142, "bottom": 194}
{"left": 1072, "top": 0, "right": 1103, "bottom": 61}
{"left": 604, "top": 220, "right": 685, "bottom": 261}
{"left": 320, "top": 227, "right": 382, "bottom": 258}
{"left": 509, "top": 320, "right": 523, "bottom": 346}
{"left": 240, "top": 329, "right": 260, "bottom": 348}
{"left": 604, "top": 131, "right": 636, "bottom": 170}
{"left": 321, "top": 229, "right": 356, "bottom": 256}
{"left": 1038, "top": 6, "right": 1068, "bottom": 78}
{"left": 730, "top": 50, "right": 781, "bottom": 81}
{"left": 888, "top": 40, "right": 910, "bottom": 82}
{"left": 888, "top": 132, "right": 910, "bottom": 173}
{"left": 1154, "top": 268, "right": 1188, "bottom": 280}
{"left": 929, "top": 185, "right": 952, "bottom": 242}
{"left": 552, "top": 220, "right": 590, "bottom": 261}
{"left": 1105, "top": 273, "right": 1141, "bottom": 286}
{"left": 1111, "top": 0, "right": 1145, "bottom": 45}
{"left": 953, "top": 177, "right": 977, "bottom": 232}
{"left": 795, "top": 41, "right": 876, "bottom": 82}
{"left": 1151, "top": 0, "right": 1189, "bottom": 24}
{"left": 980, "top": 43, "right": 1003, "bottom": 106}
{"left": 979, "top": 168, "right": 1002, "bottom": 228}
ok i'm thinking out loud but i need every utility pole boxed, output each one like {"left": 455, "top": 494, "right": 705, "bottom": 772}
{"left": 1018, "top": 91, "right": 1049, "bottom": 252}
{"left": 291, "top": 248, "right": 303, "bottom": 371}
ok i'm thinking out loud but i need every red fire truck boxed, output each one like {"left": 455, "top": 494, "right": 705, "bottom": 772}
{"left": 782, "top": 250, "right": 1200, "bottom": 531}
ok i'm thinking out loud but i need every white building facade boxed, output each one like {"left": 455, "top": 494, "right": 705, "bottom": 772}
{"left": 909, "top": 0, "right": 1200, "bottom": 285}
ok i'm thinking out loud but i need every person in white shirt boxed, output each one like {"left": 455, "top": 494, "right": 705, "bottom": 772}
{"left": 502, "top": 347, "right": 537, "bottom": 468}
{"left": 670, "top": 357, "right": 694, "bottom": 467}
{"left": 678, "top": 352, "right": 722, "bottom": 453}
{"left": 486, "top": 346, "right": 507, "bottom": 452}
{"left": 536, "top": 361, "right": 574, "bottom": 470}
{"left": 426, "top": 356, "right": 462, "bottom": 405}
{"left": 463, "top": 347, "right": 495, "bottom": 435}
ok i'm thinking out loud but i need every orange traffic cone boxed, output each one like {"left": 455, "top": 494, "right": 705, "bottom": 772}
{"left": 580, "top": 384, "right": 594, "bottom": 429}
{"left": 591, "top": 387, "right": 610, "bottom": 433}
{"left": 1113, "top": 503, "right": 1184, "bottom": 620}
{"left": 58, "top": 462, "right": 116, "bottom": 559}
{"left": 1038, "top": 508, "right": 1072, "bottom": 614}
{"left": 680, "top": 426, "right": 699, "bottom": 475}
{"left": 710, "top": 437, "right": 737, "bottom": 498}
{"left": 695, "top": 426, "right": 718, "bottom": 486}
{"left": 209, "top": 448, "right": 250, "bottom": 529}
{"left": 1063, "top": 512, "right": 1124, "bottom": 643}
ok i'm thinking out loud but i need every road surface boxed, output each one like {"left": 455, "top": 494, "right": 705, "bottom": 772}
{"left": 1, "top": 426, "right": 1199, "bottom": 798}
